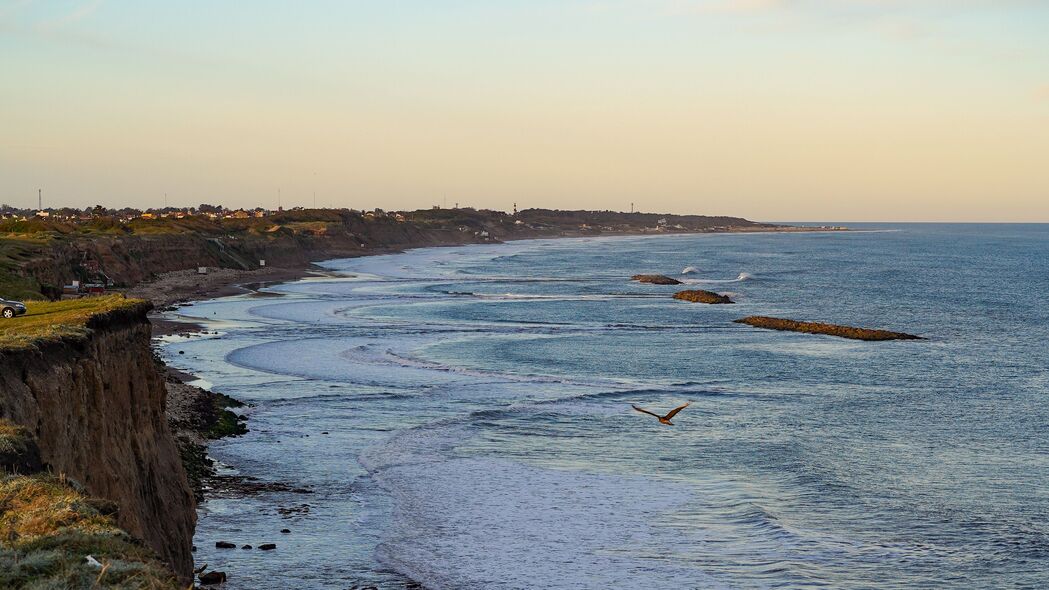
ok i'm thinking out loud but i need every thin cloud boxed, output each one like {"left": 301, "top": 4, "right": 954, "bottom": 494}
{"left": 664, "top": 0, "right": 785, "bottom": 14}
{"left": 35, "top": 0, "right": 103, "bottom": 32}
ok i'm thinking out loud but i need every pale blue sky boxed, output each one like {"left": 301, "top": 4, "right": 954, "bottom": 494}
{"left": 2, "top": 1, "right": 1047, "bottom": 220}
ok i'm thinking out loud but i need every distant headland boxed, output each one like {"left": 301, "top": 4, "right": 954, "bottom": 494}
{"left": 0, "top": 206, "right": 843, "bottom": 301}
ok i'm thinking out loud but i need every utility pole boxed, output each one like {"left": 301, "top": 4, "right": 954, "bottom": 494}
{"left": 38, "top": 189, "right": 42, "bottom": 211}
{"left": 630, "top": 202, "right": 634, "bottom": 214}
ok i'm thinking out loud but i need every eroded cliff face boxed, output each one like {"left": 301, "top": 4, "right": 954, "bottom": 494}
{"left": 0, "top": 303, "right": 196, "bottom": 580}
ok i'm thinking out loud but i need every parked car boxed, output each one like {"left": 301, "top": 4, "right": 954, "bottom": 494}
{"left": 1, "top": 298, "right": 27, "bottom": 318}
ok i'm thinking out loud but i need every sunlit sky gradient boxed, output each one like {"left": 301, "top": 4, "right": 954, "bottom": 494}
{"left": 2, "top": 1, "right": 1047, "bottom": 221}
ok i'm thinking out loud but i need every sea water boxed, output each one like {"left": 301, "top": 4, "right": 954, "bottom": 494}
{"left": 163, "top": 224, "right": 1049, "bottom": 589}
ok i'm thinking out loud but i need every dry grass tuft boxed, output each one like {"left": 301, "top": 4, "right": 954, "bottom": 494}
{"left": 0, "top": 475, "right": 181, "bottom": 589}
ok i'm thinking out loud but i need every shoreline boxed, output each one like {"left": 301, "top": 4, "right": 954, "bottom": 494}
{"left": 137, "top": 226, "right": 845, "bottom": 336}
{"left": 141, "top": 226, "right": 847, "bottom": 583}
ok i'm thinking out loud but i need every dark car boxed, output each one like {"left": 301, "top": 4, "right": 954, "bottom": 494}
{"left": 1, "top": 298, "right": 27, "bottom": 318}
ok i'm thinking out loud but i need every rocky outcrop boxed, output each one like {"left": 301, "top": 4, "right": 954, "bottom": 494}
{"left": 632, "top": 274, "right": 682, "bottom": 285}
{"left": 734, "top": 316, "right": 922, "bottom": 341}
{"left": 673, "top": 289, "right": 734, "bottom": 304}
{"left": 0, "top": 302, "right": 196, "bottom": 580}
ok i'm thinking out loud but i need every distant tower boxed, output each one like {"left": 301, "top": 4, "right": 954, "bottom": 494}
{"left": 38, "top": 189, "right": 42, "bottom": 211}
{"left": 630, "top": 202, "right": 634, "bottom": 214}
{"left": 513, "top": 202, "right": 517, "bottom": 215}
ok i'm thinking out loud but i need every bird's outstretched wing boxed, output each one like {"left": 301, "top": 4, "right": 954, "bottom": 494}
{"left": 632, "top": 405, "right": 661, "bottom": 419}
{"left": 662, "top": 402, "right": 690, "bottom": 420}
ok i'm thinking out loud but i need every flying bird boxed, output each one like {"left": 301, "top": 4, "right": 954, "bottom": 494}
{"left": 631, "top": 402, "right": 690, "bottom": 425}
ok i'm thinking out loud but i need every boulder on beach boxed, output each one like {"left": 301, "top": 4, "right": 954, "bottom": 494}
{"left": 673, "top": 290, "right": 734, "bottom": 304}
{"left": 734, "top": 316, "right": 922, "bottom": 341}
{"left": 199, "top": 571, "right": 227, "bottom": 585}
{"left": 631, "top": 274, "right": 682, "bottom": 285}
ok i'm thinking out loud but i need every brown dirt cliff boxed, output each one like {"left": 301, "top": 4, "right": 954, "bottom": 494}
{"left": 0, "top": 300, "right": 196, "bottom": 580}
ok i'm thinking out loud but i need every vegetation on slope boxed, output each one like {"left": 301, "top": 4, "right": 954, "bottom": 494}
{"left": 0, "top": 296, "right": 147, "bottom": 350}
{"left": 0, "top": 239, "right": 49, "bottom": 300}
{"left": 0, "top": 474, "right": 181, "bottom": 589}
{"left": 0, "top": 421, "right": 180, "bottom": 589}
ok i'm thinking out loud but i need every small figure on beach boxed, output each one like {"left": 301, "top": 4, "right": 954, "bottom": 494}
{"left": 631, "top": 402, "right": 690, "bottom": 426}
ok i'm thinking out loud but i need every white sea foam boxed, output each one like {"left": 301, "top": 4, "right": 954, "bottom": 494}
{"left": 682, "top": 272, "right": 753, "bottom": 284}
{"left": 371, "top": 454, "right": 720, "bottom": 589}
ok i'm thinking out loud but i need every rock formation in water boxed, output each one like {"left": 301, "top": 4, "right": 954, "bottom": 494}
{"left": 673, "top": 289, "right": 735, "bottom": 304}
{"left": 632, "top": 274, "right": 683, "bottom": 285}
{"left": 734, "top": 316, "right": 922, "bottom": 341}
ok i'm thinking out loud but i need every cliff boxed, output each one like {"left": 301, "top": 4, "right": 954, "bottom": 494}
{"left": 0, "top": 298, "right": 196, "bottom": 581}
{"left": 1, "top": 207, "right": 791, "bottom": 299}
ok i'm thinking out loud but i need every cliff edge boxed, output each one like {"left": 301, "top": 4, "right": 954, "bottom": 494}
{"left": 0, "top": 297, "right": 196, "bottom": 580}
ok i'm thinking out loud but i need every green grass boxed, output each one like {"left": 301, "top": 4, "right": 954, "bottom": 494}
{"left": 0, "top": 296, "right": 147, "bottom": 350}
{"left": 0, "top": 474, "right": 181, "bottom": 589}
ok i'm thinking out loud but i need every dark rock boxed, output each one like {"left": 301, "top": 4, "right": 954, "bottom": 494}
{"left": 734, "top": 316, "right": 923, "bottom": 341}
{"left": 277, "top": 503, "right": 311, "bottom": 518}
{"left": 242, "top": 544, "right": 252, "bottom": 549}
{"left": 631, "top": 274, "right": 682, "bottom": 285}
{"left": 215, "top": 541, "right": 236, "bottom": 549}
{"left": 178, "top": 350, "right": 185, "bottom": 354}
{"left": 281, "top": 528, "right": 291, "bottom": 533}
{"left": 259, "top": 543, "right": 277, "bottom": 550}
{"left": 198, "top": 571, "right": 227, "bottom": 585}
{"left": 673, "top": 289, "right": 734, "bottom": 304}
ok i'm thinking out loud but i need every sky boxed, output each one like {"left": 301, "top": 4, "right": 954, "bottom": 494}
{"left": 1, "top": 1, "right": 1047, "bottom": 221}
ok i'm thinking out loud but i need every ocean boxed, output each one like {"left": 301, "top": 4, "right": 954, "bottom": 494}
{"left": 162, "top": 224, "right": 1049, "bottom": 589}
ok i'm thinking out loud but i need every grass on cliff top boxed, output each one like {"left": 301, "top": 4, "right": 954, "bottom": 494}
{"left": 0, "top": 475, "right": 181, "bottom": 589}
{"left": 0, "top": 295, "right": 146, "bottom": 350}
